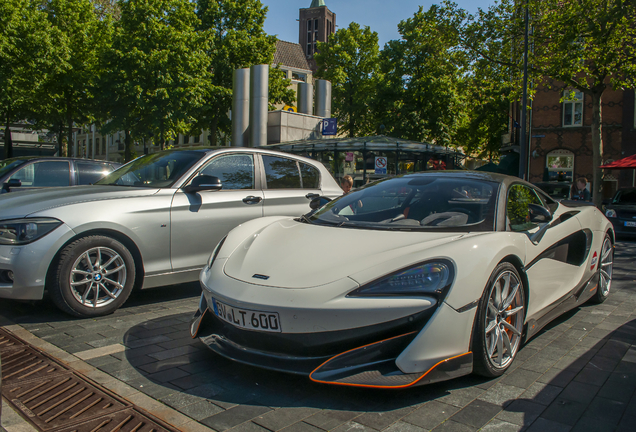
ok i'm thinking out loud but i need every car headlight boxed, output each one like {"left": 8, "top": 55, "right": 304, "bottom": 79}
{"left": 206, "top": 236, "right": 227, "bottom": 269}
{"left": 605, "top": 209, "right": 617, "bottom": 218}
{"left": 348, "top": 260, "right": 454, "bottom": 298}
{"left": 0, "top": 218, "right": 62, "bottom": 245}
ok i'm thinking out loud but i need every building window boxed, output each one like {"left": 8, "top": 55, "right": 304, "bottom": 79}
{"left": 183, "top": 135, "right": 189, "bottom": 144}
{"left": 194, "top": 134, "right": 200, "bottom": 144}
{"left": 546, "top": 149, "right": 574, "bottom": 182}
{"left": 307, "top": 20, "right": 313, "bottom": 55}
{"left": 563, "top": 90, "right": 583, "bottom": 127}
{"left": 96, "top": 138, "right": 100, "bottom": 153}
{"left": 292, "top": 72, "right": 306, "bottom": 82}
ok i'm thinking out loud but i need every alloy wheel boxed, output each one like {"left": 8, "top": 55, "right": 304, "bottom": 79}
{"left": 69, "top": 246, "right": 127, "bottom": 308}
{"left": 599, "top": 236, "right": 613, "bottom": 297}
{"left": 484, "top": 270, "right": 524, "bottom": 370}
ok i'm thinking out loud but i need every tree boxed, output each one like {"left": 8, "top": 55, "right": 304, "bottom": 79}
{"left": 98, "top": 0, "right": 211, "bottom": 160}
{"left": 376, "top": 4, "right": 468, "bottom": 147}
{"left": 0, "top": 0, "right": 57, "bottom": 158}
{"left": 194, "top": 0, "right": 293, "bottom": 146}
{"left": 315, "top": 22, "right": 380, "bottom": 138}
{"left": 464, "top": 0, "right": 636, "bottom": 206}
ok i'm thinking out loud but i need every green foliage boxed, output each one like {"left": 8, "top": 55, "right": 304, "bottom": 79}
{"left": 98, "top": 0, "right": 211, "bottom": 160}
{"left": 315, "top": 22, "right": 380, "bottom": 138}
{"left": 0, "top": 0, "right": 59, "bottom": 157}
{"left": 194, "top": 0, "right": 286, "bottom": 145}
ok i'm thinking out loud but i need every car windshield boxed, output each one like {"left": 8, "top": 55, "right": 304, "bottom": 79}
{"left": 95, "top": 151, "right": 205, "bottom": 188}
{"left": 309, "top": 175, "right": 499, "bottom": 231}
{"left": 613, "top": 189, "right": 636, "bottom": 205}
{"left": 0, "top": 158, "right": 30, "bottom": 178}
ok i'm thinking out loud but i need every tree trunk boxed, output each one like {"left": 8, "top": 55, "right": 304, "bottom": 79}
{"left": 4, "top": 111, "right": 13, "bottom": 159}
{"left": 209, "top": 118, "right": 218, "bottom": 146}
{"left": 591, "top": 90, "right": 604, "bottom": 207}
{"left": 57, "top": 125, "right": 65, "bottom": 157}
{"left": 66, "top": 107, "right": 73, "bottom": 158}
{"left": 160, "top": 118, "right": 165, "bottom": 150}
{"left": 124, "top": 129, "right": 133, "bottom": 162}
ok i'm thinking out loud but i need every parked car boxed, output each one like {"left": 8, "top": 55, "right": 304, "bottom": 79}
{"left": 533, "top": 181, "right": 571, "bottom": 201}
{"left": 192, "top": 171, "right": 614, "bottom": 388}
{"left": 0, "top": 148, "right": 342, "bottom": 317}
{"left": 0, "top": 157, "right": 121, "bottom": 193}
{"left": 604, "top": 187, "right": 636, "bottom": 238}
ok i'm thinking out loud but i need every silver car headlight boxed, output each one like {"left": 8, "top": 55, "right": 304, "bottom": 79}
{"left": 206, "top": 236, "right": 227, "bottom": 269}
{"left": 0, "top": 218, "right": 63, "bottom": 245}
{"left": 605, "top": 209, "right": 617, "bottom": 218}
{"left": 348, "top": 260, "right": 454, "bottom": 298}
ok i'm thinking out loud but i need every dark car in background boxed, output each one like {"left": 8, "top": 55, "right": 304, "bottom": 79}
{"left": 604, "top": 187, "right": 636, "bottom": 238}
{"left": 533, "top": 182, "right": 571, "bottom": 201}
{"left": 1, "top": 157, "right": 121, "bottom": 193}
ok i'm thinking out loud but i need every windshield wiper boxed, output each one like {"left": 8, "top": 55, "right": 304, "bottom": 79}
{"left": 297, "top": 214, "right": 313, "bottom": 224}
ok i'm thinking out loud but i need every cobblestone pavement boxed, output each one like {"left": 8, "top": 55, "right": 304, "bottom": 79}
{"left": 1, "top": 240, "right": 635, "bottom": 432}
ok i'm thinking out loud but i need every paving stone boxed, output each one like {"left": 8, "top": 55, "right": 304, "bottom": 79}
{"left": 252, "top": 407, "right": 319, "bottom": 431}
{"left": 429, "top": 420, "right": 476, "bottom": 432}
{"left": 146, "top": 366, "right": 191, "bottom": 383}
{"left": 519, "top": 355, "right": 558, "bottom": 374}
{"left": 572, "top": 365, "right": 610, "bottom": 387}
{"left": 551, "top": 355, "right": 588, "bottom": 373}
{"left": 125, "top": 334, "right": 172, "bottom": 348}
{"left": 303, "top": 410, "right": 362, "bottom": 431}
{"left": 353, "top": 406, "right": 418, "bottom": 431}
{"left": 520, "top": 383, "right": 563, "bottom": 406}
{"left": 179, "top": 401, "right": 225, "bottom": 421}
{"left": 540, "top": 398, "right": 588, "bottom": 426}
{"left": 587, "top": 353, "right": 621, "bottom": 372}
{"left": 402, "top": 401, "right": 459, "bottom": 430}
{"left": 495, "top": 399, "right": 545, "bottom": 426}
{"left": 480, "top": 419, "right": 524, "bottom": 432}
{"left": 224, "top": 421, "right": 270, "bottom": 432}
{"left": 330, "top": 421, "right": 378, "bottom": 432}
{"left": 279, "top": 422, "right": 325, "bottom": 432}
{"left": 382, "top": 421, "right": 429, "bottom": 432}
{"left": 537, "top": 367, "right": 578, "bottom": 388}
{"left": 449, "top": 399, "right": 501, "bottom": 429}
{"left": 438, "top": 386, "right": 484, "bottom": 408}
{"left": 558, "top": 381, "right": 599, "bottom": 405}
{"left": 477, "top": 383, "right": 525, "bottom": 407}
{"left": 570, "top": 397, "right": 626, "bottom": 431}
{"left": 501, "top": 368, "right": 542, "bottom": 389}
{"left": 201, "top": 403, "right": 272, "bottom": 431}
{"left": 159, "top": 391, "right": 208, "bottom": 409}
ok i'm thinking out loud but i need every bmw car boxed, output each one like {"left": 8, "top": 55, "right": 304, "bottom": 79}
{"left": 0, "top": 148, "right": 341, "bottom": 317}
{"left": 192, "top": 171, "right": 614, "bottom": 388}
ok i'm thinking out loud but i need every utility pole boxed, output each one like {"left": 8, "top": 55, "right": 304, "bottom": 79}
{"left": 518, "top": 0, "right": 530, "bottom": 180}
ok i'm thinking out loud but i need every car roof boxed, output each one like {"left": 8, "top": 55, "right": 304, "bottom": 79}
{"left": 151, "top": 146, "right": 326, "bottom": 166}
{"left": 396, "top": 170, "right": 533, "bottom": 188}
{"left": 2, "top": 156, "right": 121, "bottom": 164}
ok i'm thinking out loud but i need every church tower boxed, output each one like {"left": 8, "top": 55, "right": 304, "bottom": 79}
{"left": 298, "top": 0, "right": 336, "bottom": 72}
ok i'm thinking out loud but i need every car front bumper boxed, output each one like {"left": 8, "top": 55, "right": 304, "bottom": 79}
{"left": 192, "top": 262, "right": 476, "bottom": 388}
{"left": 0, "top": 224, "right": 75, "bottom": 300}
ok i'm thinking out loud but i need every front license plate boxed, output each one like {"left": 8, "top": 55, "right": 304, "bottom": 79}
{"left": 212, "top": 298, "right": 281, "bottom": 332}
{"left": 625, "top": 221, "right": 636, "bottom": 227}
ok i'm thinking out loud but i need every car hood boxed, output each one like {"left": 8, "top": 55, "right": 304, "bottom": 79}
{"left": 0, "top": 186, "right": 160, "bottom": 219}
{"left": 223, "top": 218, "right": 466, "bottom": 289}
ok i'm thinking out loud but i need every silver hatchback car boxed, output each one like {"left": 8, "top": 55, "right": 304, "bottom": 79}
{"left": 0, "top": 148, "right": 342, "bottom": 317}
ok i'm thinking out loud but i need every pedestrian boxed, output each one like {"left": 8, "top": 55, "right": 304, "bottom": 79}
{"left": 341, "top": 175, "right": 353, "bottom": 195}
{"left": 571, "top": 177, "right": 591, "bottom": 201}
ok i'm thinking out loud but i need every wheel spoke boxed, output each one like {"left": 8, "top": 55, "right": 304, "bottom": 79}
{"left": 99, "top": 283, "right": 116, "bottom": 299}
{"left": 501, "top": 282, "right": 520, "bottom": 311}
{"left": 494, "top": 281, "right": 502, "bottom": 310}
{"left": 71, "top": 280, "right": 91, "bottom": 287}
{"left": 103, "top": 277, "right": 123, "bottom": 290}
{"left": 104, "top": 264, "right": 125, "bottom": 276}
{"left": 81, "top": 281, "right": 94, "bottom": 304}
{"left": 93, "top": 283, "right": 99, "bottom": 308}
{"left": 501, "top": 273, "right": 510, "bottom": 305}
{"left": 601, "top": 269, "right": 611, "bottom": 281}
{"left": 503, "top": 306, "right": 524, "bottom": 318}
{"left": 496, "top": 326, "right": 504, "bottom": 366}
{"left": 486, "top": 320, "right": 497, "bottom": 334}
{"left": 102, "top": 254, "right": 119, "bottom": 269}
{"left": 487, "top": 327, "right": 498, "bottom": 357}
{"left": 488, "top": 303, "right": 498, "bottom": 318}
{"left": 72, "top": 269, "right": 91, "bottom": 276}
{"left": 82, "top": 252, "right": 93, "bottom": 270}
{"left": 601, "top": 261, "right": 613, "bottom": 267}
{"left": 602, "top": 245, "right": 612, "bottom": 260}
{"left": 95, "top": 247, "right": 102, "bottom": 269}
{"left": 501, "top": 319, "right": 522, "bottom": 336}
{"left": 502, "top": 328, "right": 513, "bottom": 357}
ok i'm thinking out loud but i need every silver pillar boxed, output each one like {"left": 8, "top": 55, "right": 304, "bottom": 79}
{"left": 315, "top": 80, "right": 332, "bottom": 118}
{"left": 232, "top": 68, "right": 250, "bottom": 147}
{"left": 297, "top": 82, "right": 314, "bottom": 115}
{"left": 249, "top": 64, "right": 269, "bottom": 147}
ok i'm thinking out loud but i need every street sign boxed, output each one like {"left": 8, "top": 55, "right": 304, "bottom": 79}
{"left": 375, "top": 156, "right": 387, "bottom": 175}
{"left": 322, "top": 118, "right": 337, "bottom": 136}
{"left": 345, "top": 152, "right": 354, "bottom": 162}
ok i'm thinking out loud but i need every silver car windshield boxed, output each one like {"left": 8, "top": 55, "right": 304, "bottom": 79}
{"left": 309, "top": 175, "right": 499, "bottom": 232}
{"left": 95, "top": 151, "right": 205, "bottom": 188}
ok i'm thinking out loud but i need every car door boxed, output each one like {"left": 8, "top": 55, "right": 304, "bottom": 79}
{"left": 170, "top": 152, "right": 264, "bottom": 272}
{"left": 507, "top": 184, "right": 586, "bottom": 319}
{"left": 260, "top": 154, "right": 322, "bottom": 217}
{"left": 7, "top": 160, "right": 71, "bottom": 190}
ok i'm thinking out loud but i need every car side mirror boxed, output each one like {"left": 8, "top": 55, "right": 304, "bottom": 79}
{"left": 183, "top": 175, "right": 222, "bottom": 194}
{"left": 310, "top": 196, "right": 332, "bottom": 210}
{"left": 528, "top": 203, "right": 552, "bottom": 223}
{"left": 2, "top": 179, "right": 21, "bottom": 193}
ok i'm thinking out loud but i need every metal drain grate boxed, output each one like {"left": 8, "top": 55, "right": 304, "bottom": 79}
{"left": 0, "top": 328, "right": 180, "bottom": 432}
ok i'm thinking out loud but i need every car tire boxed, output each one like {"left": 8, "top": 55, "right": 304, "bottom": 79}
{"left": 49, "top": 235, "right": 136, "bottom": 318}
{"left": 472, "top": 262, "right": 526, "bottom": 378}
{"left": 590, "top": 233, "right": 613, "bottom": 304}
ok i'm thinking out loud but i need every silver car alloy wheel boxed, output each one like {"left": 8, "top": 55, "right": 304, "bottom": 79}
{"left": 69, "top": 246, "right": 127, "bottom": 308}
{"left": 599, "top": 236, "right": 613, "bottom": 297}
{"left": 484, "top": 270, "right": 524, "bottom": 370}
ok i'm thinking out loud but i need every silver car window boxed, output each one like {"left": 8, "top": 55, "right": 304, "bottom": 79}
{"left": 9, "top": 161, "right": 70, "bottom": 187}
{"left": 263, "top": 155, "right": 301, "bottom": 189}
{"left": 198, "top": 154, "right": 255, "bottom": 190}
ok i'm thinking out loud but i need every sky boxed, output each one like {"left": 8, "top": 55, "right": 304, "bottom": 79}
{"left": 262, "top": 0, "right": 496, "bottom": 48}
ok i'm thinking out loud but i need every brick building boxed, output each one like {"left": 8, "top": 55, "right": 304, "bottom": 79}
{"left": 298, "top": 0, "right": 336, "bottom": 72}
{"left": 508, "top": 81, "right": 636, "bottom": 197}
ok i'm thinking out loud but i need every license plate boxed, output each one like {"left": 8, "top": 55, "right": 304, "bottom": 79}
{"left": 625, "top": 221, "right": 636, "bottom": 227}
{"left": 212, "top": 298, "right": 281, "bottom": 332}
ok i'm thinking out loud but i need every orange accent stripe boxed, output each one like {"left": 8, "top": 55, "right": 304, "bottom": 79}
{"left": 309, "top": 333, "right": 471, "bottom": 389}
{"left": 190, "top": 308, "right": 208, "bottom": 339}
{"left": 590, "top": 284, "right": 597, "bottom": 292}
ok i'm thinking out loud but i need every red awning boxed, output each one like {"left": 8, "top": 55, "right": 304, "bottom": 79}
{"left": 600, "top": 154, "right": 636, "bottom": 169}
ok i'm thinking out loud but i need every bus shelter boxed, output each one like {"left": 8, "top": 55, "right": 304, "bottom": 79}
{"left": 262, "top": 135, "right": 465, "bottom": 187}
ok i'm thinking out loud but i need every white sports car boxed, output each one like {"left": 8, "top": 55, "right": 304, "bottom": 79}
{"left": 191, "top": 171, "right": 614, "bottom": 388}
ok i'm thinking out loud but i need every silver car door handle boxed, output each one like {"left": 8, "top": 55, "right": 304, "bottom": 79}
{"left": 243, "top": 196, "right": 262, "bottom": 204}
{"left": 305, "top": 193, "right": 320, "bottom": 199}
